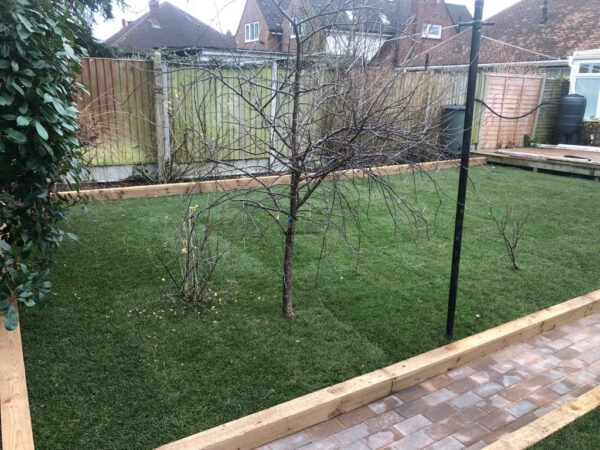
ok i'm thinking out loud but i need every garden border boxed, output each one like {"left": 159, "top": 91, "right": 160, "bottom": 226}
{"left": 0, "top": 304, "right": 34, "bottom": 450}
{"left": 485, "top": 384, "right": 600, "bottom": 449}
{"left": 156, "top": 289, "right": 600, "bottom": 450}
{"left": 60, "top": 158, "right": 487, "bottom": 201}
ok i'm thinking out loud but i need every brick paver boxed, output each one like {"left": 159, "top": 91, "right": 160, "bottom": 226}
{"left": 264, "top": 313, "right": 600, "bottom": 450}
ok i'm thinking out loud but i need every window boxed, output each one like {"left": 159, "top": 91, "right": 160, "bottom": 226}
{"left": 421, "top": 24, "right": 442, "bottom": 39}
{"left": 571, "top": 57, "right": 600, "bottom": 119}
{"left": 579, "top": 64, "right": 600, "bottom": 74}
{"left": 245, "top": 22, "right": 259, "bottom": 42}
{"left": 575, "top": 78, "right": 600, "bottom": 119}
{"left": 290, "top": 18, "right": 306, "bottom": 38}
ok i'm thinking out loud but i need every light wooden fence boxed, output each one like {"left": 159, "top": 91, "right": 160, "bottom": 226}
{"left": 167, "top": 65, "right": 276, "bottom": 162}
{"left": 533, "top": 78, "right": 570, "bottom": 144}
{"left": 479, "top": 74, "right": 545, "bottom": 149}
{"left": 77, "top": 58, "right": 155, "bottom": 166}
{"left": 76, "top": 57, "right": 563, "bottom": 170}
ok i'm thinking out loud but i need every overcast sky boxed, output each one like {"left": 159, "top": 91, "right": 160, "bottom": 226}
{"left": 92, "top": 0, "right": 522, "bottom": 41}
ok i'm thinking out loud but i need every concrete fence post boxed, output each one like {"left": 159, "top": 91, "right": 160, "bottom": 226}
{"left": 269, "top": 60, "right": 278, "bottom": 171}
{"left": 153, "top": 50, "right": 170, "bottom": 183}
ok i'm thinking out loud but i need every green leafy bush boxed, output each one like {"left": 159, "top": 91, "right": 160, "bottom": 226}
{"left": 0, "top": 0, "right": 85, "bottom": 329}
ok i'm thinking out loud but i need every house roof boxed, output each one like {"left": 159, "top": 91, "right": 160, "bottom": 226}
{"left": 445, "top": 3, "right": 473, "bottom": 26}
{"left": 254, "top": 0, "right": 409, "bottom": 35}
{"left": 408, "top": 0, "right": 600, "bottom": 67}
{"left": 105, "top": 2, "right": 235, "bottom": 53}
{"left": 255, "top": 0, "right": 289, "bottom": 33}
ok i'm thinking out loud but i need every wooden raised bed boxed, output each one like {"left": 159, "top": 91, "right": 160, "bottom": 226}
{"left": 60, "top": 158, "right": 487, "bottom": 202}
{"left": 0, "top": 305, "right": 34, "bottom": 450}
{"left": 157, "top": 290, "right": 600, "bottom": 450}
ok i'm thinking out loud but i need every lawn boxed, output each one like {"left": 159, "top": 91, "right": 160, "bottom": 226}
{"left": 20, "top": 165, "right": 600, "bottom": 449}
{"left": 534, "top": 407, "right": 600, "bottom": 449}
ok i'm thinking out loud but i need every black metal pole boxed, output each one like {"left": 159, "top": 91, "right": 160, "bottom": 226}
{"left": 446, "top": 0, "right": 485, "bottom": 340}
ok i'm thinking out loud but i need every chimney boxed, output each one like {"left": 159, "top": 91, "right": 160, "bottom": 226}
{"left": 121, "top": 18, "right": 127, "bottom": 29}
{"left": 149, "top": 0, "right": 160, "bottom": 28}
{"left": 540, "top": 0, "right": 548, "bottom": 24}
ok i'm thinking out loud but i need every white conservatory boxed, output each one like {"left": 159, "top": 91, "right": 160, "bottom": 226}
{"left": 569, "top": 49, "right": 600, "bottom": 120}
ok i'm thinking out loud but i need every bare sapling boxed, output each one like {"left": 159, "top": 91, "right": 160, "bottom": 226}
{"left": 488, "top": 206, "right": 528, "bottom": 271}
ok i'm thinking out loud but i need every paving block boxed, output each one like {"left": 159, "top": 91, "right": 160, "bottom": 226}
{"left": 394, "top": 398, "right": 430, "bottom": 419}
{"left": 368, "top": 395, "right": 404, "bottom": 415}
{"left": 423, "top": 388, "right": 457, "bottom": 406}
{"left": 450, "top": 392, "right": 482, "bottom": 410}
{"left": 473, "top": 381, "right": 503, "bottom": 398}
{"left": 393, "top": 414, "right": 432, "bottom": 436}
{"left": 447, "top": 378, "right": 478, "bottom": 395}
{"left": 298, "top": 437, "right": 340, "bottom": 450}
{"left": 422, "top": 402, "right": 458, "bottom": 422}
{"left": 453, "top": 406, "right": 487, "bottom": 426}
{"left": 396, "top": 385, "right": 430, "bottom": 403}
{"left": 365, "top": 430, "right": 398, "bottom": 450}
{"left": 423, "top": 418, "right": 462, "bottom": 441}
{"left": 469, "top": 371, "right": 492, "bottom": 385}
{"left": 338, "top": 406, "right": 376, "bottom": 427}
{"left": 478, "top": 410, "right": 515, "bottom": 431}
{"left": 505, "top": 400, "right": 537, "bottom": 418}
{"left": 390, "top": 430, "right": 434, "bottom": 450}
{"left": 422, "top": 374, "right": 452, "bottom": 392}
{"left": 452, "top": 424, "right": 490, "bottom": 446}
{"left": 333, "top": 424, "right": 370, "bottom": 445}
{"left": 425, "top": 436, "right": 464, "bottom": 450}
{"left": 499, "top": 373, "right": 523, "bottom": 387}
{"left": 364, "top": 410, "right": 404, "bottom": 434}
{"left": 447, "top": 366, "right": 476, "bottom": 381}
{"left": 270, "top": 432, "right": 312, "bottom": 450}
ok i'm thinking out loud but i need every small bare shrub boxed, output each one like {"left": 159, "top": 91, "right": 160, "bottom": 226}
{"left": 161, "top": 206, "right": 223, "bottom": 304}
{"left": 488, "top": 206, "right": 528, "bottom": 271}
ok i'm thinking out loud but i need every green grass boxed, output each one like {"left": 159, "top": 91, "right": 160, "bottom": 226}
{"left": 534, "top": 407, "right": 600, "bottom": 449}
{"left": 20, "top": 165, "right": 600, "bottom": 449}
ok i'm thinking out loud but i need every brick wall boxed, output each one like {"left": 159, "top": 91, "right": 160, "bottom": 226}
{"left": 235, "top": 0, "right": 282, "bottom": 51}
{"left": 397, "top": 0, "right": 457, "bottom": 64}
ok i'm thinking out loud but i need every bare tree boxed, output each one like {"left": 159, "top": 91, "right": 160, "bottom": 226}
{"left": 488, "top": 206, "right": 528, "bottom": 271}
{"left": 166, "top": 0, "right": 449, "bottom": 317}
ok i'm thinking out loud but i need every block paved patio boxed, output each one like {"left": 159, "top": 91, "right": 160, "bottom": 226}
{"left": 261, "top": 312, "right": 600, "bottom": 450}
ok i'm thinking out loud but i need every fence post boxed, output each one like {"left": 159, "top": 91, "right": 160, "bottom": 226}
{"left": 531, "top": 76, "right": 547, "bottom": 142}
{"left": 269, "top": 60, "right": 278, "bottom": 171}
{"left": 153, "top": 51, "right": 170, "bottom": 183}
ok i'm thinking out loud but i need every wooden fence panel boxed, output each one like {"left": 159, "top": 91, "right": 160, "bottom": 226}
{"left": 77, "top": 58, "right": 155, "bottom": 166}
{"left": 168, "top": 65, "right": 273, "bottom": 163}
{"left": 533, "top": 78, "right": 570, "bottom": 144}
{"left": 479, "top": 74, "right": 544, "bottom": 149}
{"left": 78, "top": 58, "right": 549, "bottom": 167}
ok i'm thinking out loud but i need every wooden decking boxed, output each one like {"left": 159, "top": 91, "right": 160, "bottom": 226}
{"left": 474, "top": 147, "right": 600, "bottom": 180}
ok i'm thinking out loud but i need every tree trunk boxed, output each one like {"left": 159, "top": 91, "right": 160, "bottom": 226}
{"left": 281, "top": 33, "right": 303, "bottom": 319}
{"left": 282, "top": 220, "right": 296, "bottom": 318}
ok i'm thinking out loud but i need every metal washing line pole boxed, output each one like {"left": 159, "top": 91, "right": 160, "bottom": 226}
{"left": 446, "top": 0, "right": 494, "bottom": 340}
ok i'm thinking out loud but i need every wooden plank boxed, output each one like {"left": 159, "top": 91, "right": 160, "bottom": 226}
{"left": 474, "top": 152, "right": 600, "bottom": 178}
{"left": 485, "top": 385, "right": 600, "bottom": 450}
{"left": 0, "top": 304, "right": 35, "bottom": 450}
{"left": 156, "top": 290, "right": 600, "bottom": 450}
{"left": 387, "top": 289, "right": 600, "bottom": 391}
{"left": 59, "top": 158, "right": 487, "bottom": 201}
